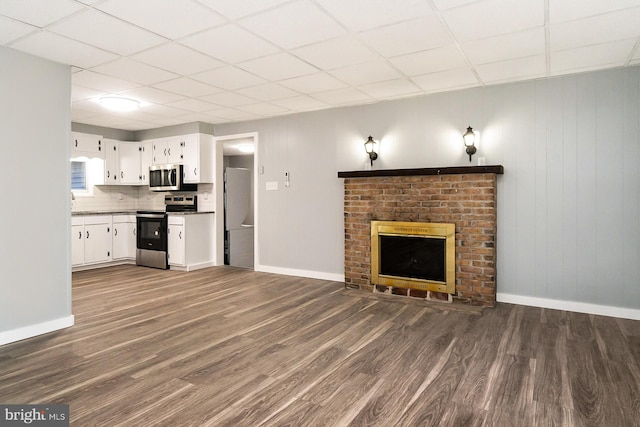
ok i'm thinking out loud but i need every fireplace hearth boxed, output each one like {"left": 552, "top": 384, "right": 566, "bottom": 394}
{"left": 338, "top": 166, "right": 503, "bottom": 307}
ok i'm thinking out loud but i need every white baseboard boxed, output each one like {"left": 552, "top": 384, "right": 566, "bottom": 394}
{"left": 0, "top": 315, "right": 75, "bottom": 346}
{"left": 255, "top": 264, "right": 345, "bottom": 283}
{"left": 170, "top": 261, "right": 216, "bottom": 272}
{"left": 497, "top": 293, "right": 640, "bottom": 321}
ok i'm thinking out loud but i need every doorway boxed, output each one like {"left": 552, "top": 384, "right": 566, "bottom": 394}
{"left": 215, "top": 133, "right": 257, "bottom": 269}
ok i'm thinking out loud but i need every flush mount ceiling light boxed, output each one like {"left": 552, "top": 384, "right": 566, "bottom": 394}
{"left": 99, "top": 96, "right": 140, "bottom": 112}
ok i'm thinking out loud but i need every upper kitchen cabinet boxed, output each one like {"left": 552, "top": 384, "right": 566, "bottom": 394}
{"left": 183, "top": 133, "right": 214, "bottom": 184}
{"left": 152, "top": 137, "right": 184, "bottom": 165}
{"left": 120, "top": 141, "right": 152, "bottom": 185}
{"left": 71, "top": 132, "right": 103, "bottom": 158}
{"left": 104, "top": 139, "right": 119, "bottom": 184}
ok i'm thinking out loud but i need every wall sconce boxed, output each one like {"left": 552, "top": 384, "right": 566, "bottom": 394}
{"left": 364, "top": 136, "right": 378, "bottom": 166}
{"left": 463, "top": 126, "right": 477, "bottom": 162}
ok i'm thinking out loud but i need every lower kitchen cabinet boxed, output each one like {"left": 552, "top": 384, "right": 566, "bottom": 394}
{"left": 112, "top": 215, "right": 136, "bottom": 260}
{"left": 72, "top": 215, "right": 112, "bottom": 267}
{"left": 167, "top": 214, "right": 214, "bottom": 271}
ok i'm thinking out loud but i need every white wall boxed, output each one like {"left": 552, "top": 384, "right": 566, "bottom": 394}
{"left": 215, "top": 66, "right": 640, "bottom": 315}
{"left": 0, "top": 46, "right": 74, "bottom": 344}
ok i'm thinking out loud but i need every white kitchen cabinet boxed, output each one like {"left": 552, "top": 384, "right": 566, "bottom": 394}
{"left": 182, "top": 133, "right": 213, "bottom": 184}
{"left": 71, "top": 221, "right": 84, "bottom": 266}
{"left": 112, "top": 215, "right": 136, "bottom": 260}
{"left": 104, "top": 139, "right": 119, "bottom": 184}
{"left": 72, "top": 132, "right": 103, "bottom": 157}
{"left": 167, "top": 214, "right": 214, "bottom": 271}
{"left": 72, "top": 215, "right": 113, "bottom": 266}
{"left": 139, "top": 141, "right": 153, "bottom": 185}
{"left": 119, "top": 142, "right": 142, "bottom": 185}
{"left": 152, "top": 137, "right": 183, "bottom": 165}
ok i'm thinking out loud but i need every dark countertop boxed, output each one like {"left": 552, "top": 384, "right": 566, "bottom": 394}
{"left": 73, "top": 210, "right": 215, "bottom": 216}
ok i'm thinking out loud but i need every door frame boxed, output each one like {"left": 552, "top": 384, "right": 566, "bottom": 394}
{"left": 213, "top": 132, "right": 259, "bottom": 268}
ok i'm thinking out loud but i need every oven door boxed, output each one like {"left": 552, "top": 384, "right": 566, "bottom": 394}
{"left": 136, "top": 213, "right": 167, "bottom": 251}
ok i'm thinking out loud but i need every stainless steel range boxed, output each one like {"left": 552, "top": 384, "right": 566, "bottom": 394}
{"left": 136, "top": 195, "right": 197, "bottom": 269}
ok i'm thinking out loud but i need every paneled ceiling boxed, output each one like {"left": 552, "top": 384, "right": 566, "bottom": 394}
{"left": 2, "top": 0, "right": 640, "bottom": 131}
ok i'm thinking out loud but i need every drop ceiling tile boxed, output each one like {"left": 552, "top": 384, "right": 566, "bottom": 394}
{"left": 411, "top": 68, "right": 480, "bottom": 93}
{"left": 0, "top": 0, "right": 83, "bottom": 28}
{"left": 312, "top": 87, "right": 374, "bottom": 105}
{"left": 48, "top": 9, "right": 165, "bottom": 55}
{"left": 91, "top": 58, "right": 179, "bottom": 85}
{"left": 238, "top": 53, "right": 318, "bottom": 81}
{"left": 132, "top": 43, "right": 224, "bottom": 76}
{"left": 549, "top": 0, "right": 640, "bottom": 23}
{"left": 151, "top": 77, "right": 223, "bottom": 97}
{"left": 236, "top": 102, "right": 289, "bottom": 116}
{"left": 431, "top": 0, "right": 480, "bottom": 10}
{"left": 390, "top": 45, "right": 468, "bottom": 76}
{"left": 238, "top": 0, "right": 345, "bottom": 49}
{"left": 166, "top": 98, "right": 220, "bottom": 112}
{"left": 207, "top": 107, "right": 260, "bottom": 120}
{"left": 291, "top": 36, "right": 378, "bottom": 70}
{"left": 358, "top": 79, "right": 422, "bottom": 100}
{"left": 195, "top": 0, "right": 290, "bottom": 20}
{"left": 191, "top": 66, "right": 266, "bottom": 90}
{"left": 331, "top": 61, "right": 404, "bottom": 86}
{"left": 549, "top": 8, "right": 640, "bottom": 52}
{"left": 96, "top": 0, "right": 224, "bottom": 39}
{"left": 442, "top": 0, "right": 544, "bottom": 42}
{"left": 461, "top": 27, "right": 545, "bottom": 65}
{"left": 180, "top": 24, "right": 278, "bottom": 64}
{"left": 314, "top": 0, "right": 434, "bottom": 32}
{"left": 175, "top": 111, "right": 227, "bottom": 123}
{"left": 71, "top": 85, "right": 106, "bottom": 101}
{"left": 0, "top": 15, "right": 37, "bottom": 44}
{"left": 358, "top": 16, "right": 452, "bottom": 58}
{"left": 118, "top": 86, "right": 186, "bottom": 105}
{"left": 10, "top": 30, "right": 118, "bottom": 68}
{"left": 279, "top": 72, "right": 348, "bottom": 93}
{"left": 475, "top": 55, "right": 546, "bottom": 84}
{"left": 72, "top": 70, "right": 142, "bottom": 93}
{"left": 72, "top": 99, "right": 107, "bottom": 114}
{"left": 71, "top": 108, "right": 98, "bottom": 121}
{"left": 550, "top": 39, "right": 636, "bottom": 75}
{"left": 142, "top": 104, "right": 192, "bottom": 117}
{"left": 271, "top": 95, "right": 329, "bottom": 111}
{"left": 235, "top": 83, "right": 299, "bottom": 101}
{"left": 199, "top": 92, "right": 257, "bottom": 107}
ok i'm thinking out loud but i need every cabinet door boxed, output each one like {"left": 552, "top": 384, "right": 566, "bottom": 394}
{"left": 71, "top": 225, "right": 85, "bottom": 266}
{"left": 119, "top": 143, "right": 142, "bottom": 185}
{"left": 139, "top": 141, "right": 153, "bottom": 184}
{"left": 112, "top": 223, "right": 128, "bottom": 260}
{"left": 104, "top": 140, "right": 119, "bottom": 184}
{"left": 84, "top": 223, "right": 112, "bottom": 264}
{"left": 152, "top": 139, "right": 167, "bottom": 165}
{"left": 167, "top": 224, "right": 185, "bottom": 266}
{"left": 167, "top": 137, "right": 184, "bottom": 164}
{"left": 72, "top": 132, "right": 103, "bottom": 157}
{"left": 182, "top": 134, "right": 199, "bottom": 183}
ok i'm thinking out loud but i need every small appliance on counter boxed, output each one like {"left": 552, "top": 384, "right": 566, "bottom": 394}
{"left": 135, "top": 195, "right": 198, "bottom": 269}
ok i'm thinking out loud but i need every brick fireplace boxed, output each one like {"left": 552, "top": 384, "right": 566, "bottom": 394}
{"left": 338, "top": 166, "right": 504, "bottom": 307}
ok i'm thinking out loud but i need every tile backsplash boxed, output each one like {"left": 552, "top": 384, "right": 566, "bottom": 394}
{"left": 71, "top": 184, "right": 216, "bottom": 213}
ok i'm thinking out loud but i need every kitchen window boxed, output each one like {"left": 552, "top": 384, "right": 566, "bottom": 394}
{"left": 71, "top": 161, "right": 86, "bottom": 191}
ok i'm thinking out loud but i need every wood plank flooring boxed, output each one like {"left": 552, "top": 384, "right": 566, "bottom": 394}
{"left": 1, "top": 265, "right": 639, "bottom": 426}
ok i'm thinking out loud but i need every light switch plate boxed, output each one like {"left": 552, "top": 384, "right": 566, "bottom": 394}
{"left": 266, "top": 181, "right": 278, "bottom": 191}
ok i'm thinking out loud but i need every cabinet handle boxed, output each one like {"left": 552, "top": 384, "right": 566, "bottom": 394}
{"left": 113, "top": 145, "right": 116, "bottom": 151}
{"left": 133, "top": 228, "right": 136, "bottom": 236}
{"left": 139, "top": 175, "right": 142, "bottom": 180}
{"left": 164, "top": 148, "right": 167, "bottom": 156}
{"left": 168, "top": 148, "right": 171, "bottom": 156}
{"left": 107, "top": 171, "right": 110, "bottom": 178}
{"left": 194, "top": 168, "right": 197, "bottom": 176}
{"left": 121, "top": 171, "right": 124, "bottom": 178}
{"left": 114, "top": 228, "right": 118, "bottom": 236}
{"left": 107, "top": 227, "right": 110, "bottom": 233}
{"left": 107, "top": 251, "right": 110, "bottom": 257}
{"left": 86, "top": 230, "right": 89, "bottom": 239}
{"left": 78, "top": 231, "right": 82, "bottom": 239}
{"left": 179, "top": 231, "right": 182, "bottom": 239}
{"left": 139, "top": 146, "right": 142, "bottom": 152}
{"left": 75, "top": 139, "right": 78, "bottom": 147}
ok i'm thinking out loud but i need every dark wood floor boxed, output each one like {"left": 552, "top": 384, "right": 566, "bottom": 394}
{"left": 1, "top": 265, "right": 639, "bottom": 426}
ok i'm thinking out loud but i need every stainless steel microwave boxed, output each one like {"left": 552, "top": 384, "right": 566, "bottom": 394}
{"left": 148, "top": 164, "right": 197, "bottom": 192}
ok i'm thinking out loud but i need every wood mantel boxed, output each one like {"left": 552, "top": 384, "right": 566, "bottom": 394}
{"left": 337, "top": 165, "right": 504, "bottom": 179}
